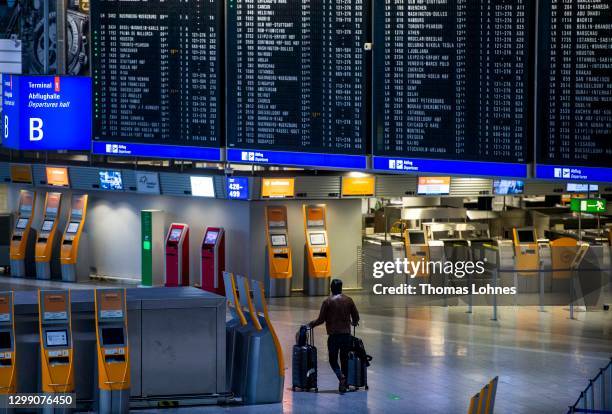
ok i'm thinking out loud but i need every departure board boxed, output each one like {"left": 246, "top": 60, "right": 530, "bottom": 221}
{"left": 373, "top": 0, "right": 533, "bottom": 163}
{"left": 537, "top": 0, "right": 612, "bottom": 167}
{"left": 227, "top": 0, "right": 368, "bottom": 156}
{"left": 91, "top": 0, "right": 223, "bottom": 152}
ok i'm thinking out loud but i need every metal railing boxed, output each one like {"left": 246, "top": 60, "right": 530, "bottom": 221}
{"left": 568, "top": 358, "right": 612, "bottom": 414}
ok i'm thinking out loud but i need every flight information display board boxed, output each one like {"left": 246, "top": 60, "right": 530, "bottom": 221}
{"left": 372, "top": 0, "right": 532, "bottom": 177}
{"left": 226, "top": 0, "right": 369, "bottom": 169}
{"left": 90, "top": 0, "right": 223, "bottom": 161}
{"left": 536, "top": 0, "right": 612, "bottom": 182}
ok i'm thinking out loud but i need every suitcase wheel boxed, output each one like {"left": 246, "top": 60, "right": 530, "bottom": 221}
{"left": 365, "top": 385, "right": 369, "bottom": 390}
{"left": 315, "top": 388, "right": 318, "bottom": 393}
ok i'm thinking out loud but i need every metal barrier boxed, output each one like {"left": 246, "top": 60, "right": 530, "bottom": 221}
{"left": 467, "top": 376, "right": 498, "bottom": 414}
{"left": 568, "top": 358, "right": 612, "bottom": 414}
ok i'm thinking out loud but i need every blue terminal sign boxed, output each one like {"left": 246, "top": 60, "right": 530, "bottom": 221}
{"left": 92, "top": 141, "right": 222, "bottom": 162}
{"left": 536, "top": 165, "right": 612, "bottom": 183}
{"left": 227, "top": 149, "right": 368, "bottom": 170}
{"left": 226, "top": 177, "right": 249, "bottom": 200}
{"left": 373, "top": 156, "right": 528, "bottom": 178}
{"left": 1, "top": 74, "right": 91, "bottom": 151}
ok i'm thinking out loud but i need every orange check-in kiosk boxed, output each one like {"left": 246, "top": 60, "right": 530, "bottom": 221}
{"left": 95, "top": 289, "right": 130, "bottom": 414}
{"left": 10, "top": 190, "right": 37, "bottom": 277}
{"left": 38, "top": 290, "right": 75, "bottom": 395}
{"left": 403, "top": 229, "right": 430, "bottom": 278}
{"left": 302, "top": 204, "right": 331, "bottom": 296}
{"left": 0, "top": 292, "right": 16, "bottom": 395}
{"left": 60, "top": 194, "right": 89, "bottom": 282}
{"left": 35, "top": 192, "right": 63, "bottom": 280}
{"left": 265, "top": 206, "right": 292, "bottom": 297}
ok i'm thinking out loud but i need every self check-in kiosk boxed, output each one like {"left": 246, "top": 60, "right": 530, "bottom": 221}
{"left": 513, "top": 227, "right": 539, "bottom": 273}
{"left": 38, "top": 290, "right": 74, "bottom": 399}
{"left": 60, "top": 194, "right": 89, "bottom": 282}
{"left": 0, "top": 292, "right": 16, "bottom": 396}
{"left": 403, "top": 229, "right": 429, "bottom": 278}
{"left": 200, "top": 227, "right": 225, "bottom": 295}
{"left": 35, "top": 192, "right": 63, "bottom": 280}
{"left": 164, "top": 223, "right": 190, "bottom": 287}
{"left": 9, "top": 190, "right": 37, "bottom": 277}
{"left": 303, "top": 204, "right": 331, "bottom": 296}
{"left": 265, "top": 206, "right": 292, "bottom": 297}
{"left": 94, "top": 289, "right": 130, "bottom": 414}
{"left": 223, "top": 272, "right": 248, "bottom": 394}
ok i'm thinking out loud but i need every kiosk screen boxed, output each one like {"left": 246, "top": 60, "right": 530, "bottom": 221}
{"left": 271, "top": 234, "right": 287, "bottom": 247}
{"left": 41, "top": 220, "right": 54, "bottom": 232}
{"left": 16, "top": 218, "right": 28, "bottom": 229}
{"left": 204, "top": 231, "right": 219, "bottom": 245}
{"left": 101, "top": 327, "right": 125, "bottom": 346}
{"left": 0, "top": 331, "right": 11, "bottom": 349}
{"left": 169, "top": 228, "right": 182, "bottom": 242}
{"left": 66, "top": 222, "right": 80, "bottom": 234}
{"left": 309, "top": 233, "right": 326, "bottom": 246}
{"left": 517, "top": 230, "right": 535, "bottom": 243}
{"left": 409, "top": 232, "right": 426, "bottom": 245}
{"left": 46, "top": 330, "right": 68, "bottom": 347}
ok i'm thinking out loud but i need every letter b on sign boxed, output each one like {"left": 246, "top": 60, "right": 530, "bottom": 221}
{"left": 29, "top": 118, "right": 43, "bottom": 142}
{"left": 3, "top": 116, "right": 7, "bottom": 140}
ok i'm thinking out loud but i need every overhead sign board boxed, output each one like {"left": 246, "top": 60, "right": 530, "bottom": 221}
{"left": 342, "top": 176, "right": 375, "bottom": 197}
{"left": 570, "top": 198, "right": 607, "bottom": 214}
{"left": 261, "top": 178, "right": 295, "bottom": 198}
{"left": 1, "top": 74, "right": 91, "bottom": 151}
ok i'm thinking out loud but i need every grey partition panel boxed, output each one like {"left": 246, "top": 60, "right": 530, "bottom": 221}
{"left": 214, "top": 176, "right": 226, "bottom": 199}
{"left": 159, "top": 172, "right": 192, "bottom": 197}
{"left": 449, "top": 178, "right": 492, "bottom": 197}
{"left": 69, "top": 166, "right": 101, "bottom": 191}
{"left": 375, "top": 175, "right": 417, "bottom": 197}
{"left": 32, "top": 163, "right": 47, "bottom": 186}
{"left": 251, "top": 177, "right": 262, "bottom": 200}
{"left": 0, "top": 163, "right": 10, "bottom": 184}
{"left": 121, "top": 169, "right": 138, "bottom": 192}
{"left": 524, "top": 180, "right": 564, "bottom": 196}
{"left": 295, "top": 176, "right": 340, "bottom": 199}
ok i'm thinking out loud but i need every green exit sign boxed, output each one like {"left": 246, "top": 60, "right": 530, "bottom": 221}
{"left": 570, "top": 198, "right": 607, "bottom": 213}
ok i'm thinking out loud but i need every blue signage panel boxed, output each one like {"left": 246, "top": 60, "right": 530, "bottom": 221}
{"left": 536, "top": 165, "right": 612, "bottom": 183}
{"left": 372, "top": 156, "right": 528, "bottom": 178}
{"left": 226, "top": 177, "right": 249, "bottom": 200}
{"left": 92, "top": 141, "right": 222, "bottom": 162}
{"left": 1, "top": 74, "right": 91, "bottom": 151}
{"left": 227, "top": 148, "right": 367, "bottom": 170}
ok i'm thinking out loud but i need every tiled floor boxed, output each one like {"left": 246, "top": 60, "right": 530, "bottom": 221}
{"left": 2, "top": 277, "right": 610, "bottom": 413}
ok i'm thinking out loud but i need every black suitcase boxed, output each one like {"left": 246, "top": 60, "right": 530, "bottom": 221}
{"left": 347, "top": 326, "right": 370, "bottom": 390}
{"left": 292, "top": 326, "right": 318, "bottom": 392}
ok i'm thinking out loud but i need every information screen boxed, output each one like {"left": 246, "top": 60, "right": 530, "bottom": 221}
{"left": 227, "top": 0, "right": 368, "bottom": 156}
{"left": 66, "top": 222, "right": 80, "bottom": 234}
{"left": 408, "top": 232, "right": 426, "bottom": 245}
{"left": 46, "top": 330, "right": 68, "bottom": 347}
{"left": 91, "top": 0, "right": 223, "bottom": 149}
{"left": 15, "top": 218, "right": 28, "bottom": 229}
{"left": 567, "top": 184, "right": 599, "bottom": 193}
{"left": 537, "top": 0, "right": 612, "bottom": 167}
{"left": 417, "top": 177, "right": 450, "bottom": 195}
{"left": 494, "top": 180, "right": 524, "bottom": 195}
{"left": 517, "top": 230, "right": 535, "bottom": 243}
{"left": 309, "top": 233, "right": 326, "bottom": 246}
{"left": 0, "top": 331, "right": 11, "bottom": 349}
{"left": 101, "top": 327, "right": 125, "bottom": 346}
{"left": 99, "top": 170, "right": 123, "bottom": 191}
{"left": 270, "top": 234, "right": 287, "bottom": 247}
{"left": 373, "top": 0, "right": 533, "bottom": 163}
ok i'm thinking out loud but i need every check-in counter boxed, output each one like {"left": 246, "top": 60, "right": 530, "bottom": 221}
{"left": 12, "top": 287, "right": 226, "bottom": 410}
{"left": 362, "top": 234, "right": 406, "bottom": 291}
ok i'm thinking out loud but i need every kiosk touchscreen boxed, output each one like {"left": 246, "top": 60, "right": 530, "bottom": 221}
{"left": 403, "top": 230, "right": 429, "bottom": 278}
{"left": 164, "top": 223, "right": 190, "bottom": 287}
{"left": 303, "top": 204, "right": 331, "bottom": 296}
{"left": 35, "top": 192, "right": 63, "bottom": 280}
{"left": 38, "top": 290, "right": 74, "bottom": 394}
{"left": 95, "top": 289, "right": 130, "bottom": 414}
{"left": 0, "top": 292, "right": 16, "bottom": 395}
{"left": 200, "top": 227, "right": 225, "bottom": 295}
{"left": 9, "top": 190, "right": 37, "bottom": 277}
{"left": 265, "top": 206, "right": 292, "bottom": 297}
{"left": 60, "top": 194, "right": 89, "bottom": 282}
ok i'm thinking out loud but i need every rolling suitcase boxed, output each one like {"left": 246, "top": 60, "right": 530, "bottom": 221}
{"left": 292, "top": 326, "right": 318, "bottom": 392}
{"left": 347, "top": 325, "right": 370, "bottom": 390}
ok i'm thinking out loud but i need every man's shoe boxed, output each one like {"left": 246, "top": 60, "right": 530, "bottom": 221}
{"left": 339, "top": 377, "right": 348, "bottom": 394}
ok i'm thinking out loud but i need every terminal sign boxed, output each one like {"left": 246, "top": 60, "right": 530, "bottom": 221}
{"left": 1, "top": 74, "right": 91, "bottom": 151}
{"left": 570, "top": 198, "right": 607, "bottom": 214}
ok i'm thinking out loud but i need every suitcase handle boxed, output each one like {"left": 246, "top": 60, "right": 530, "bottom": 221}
{"left": 309, "top": 326, "right": 314, "bottom": 346}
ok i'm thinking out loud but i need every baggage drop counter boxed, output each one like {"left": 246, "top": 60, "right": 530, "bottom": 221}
{"left": 11, "top": 287, "right": 226, "bottom": 409}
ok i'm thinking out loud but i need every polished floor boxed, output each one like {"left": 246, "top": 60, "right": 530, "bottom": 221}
{"left": 2, "top": 277, "right": 611, "bottom": 414}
